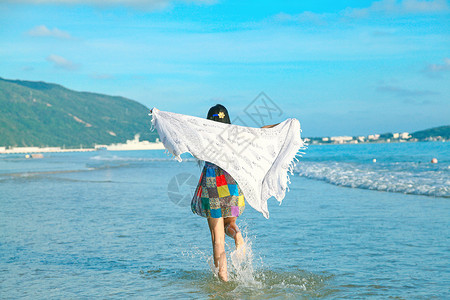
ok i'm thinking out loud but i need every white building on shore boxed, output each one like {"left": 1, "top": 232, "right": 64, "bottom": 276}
{"left": 368, "top": 134, "right": 380, "bottom": 140}
{"left": 330, "top": 136, "right": 354, "bottom": 144}
{"left": 96, "top": 134, "right": 164, "bottom": 151}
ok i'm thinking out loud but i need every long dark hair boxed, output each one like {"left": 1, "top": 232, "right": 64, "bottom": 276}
{"left": 206, "top": 104, "right": 231, "bottom": 124}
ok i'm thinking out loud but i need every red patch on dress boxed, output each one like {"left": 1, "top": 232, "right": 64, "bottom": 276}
{"left": 215, "top": 174, "right": 227, "bottom": 186}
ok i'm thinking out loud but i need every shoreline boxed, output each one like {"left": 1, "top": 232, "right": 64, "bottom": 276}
{"left": 306, "top": 140, "right": 448, "bottom": 146}
{"left": 0, "top": 143, "right": 165, "bottom": 154}
{"left": 0, "top": 140, "right": 447, "bottom": 154}
{"left": 0, "top": 148, "right": 97, "bottom": 154}
{"left": 0, "top": 135, "right": 165, "bottom": 154}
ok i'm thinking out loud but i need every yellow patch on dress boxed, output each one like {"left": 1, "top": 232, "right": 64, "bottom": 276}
{"left": 238, "top": 195, "right": 245, "bottom": 207}
{"left": 217, "top": 185, "right": 230, "bottom": 197}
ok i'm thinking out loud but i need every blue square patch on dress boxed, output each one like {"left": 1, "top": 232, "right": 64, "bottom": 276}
{"left": 228, "top": 184, "right": 239, "bottom": 196}
{"left": 210, "top": 208, "right": 222, "bottom": 218}
{"left": 206, "top": 167, "right": 216, "bottom": 178}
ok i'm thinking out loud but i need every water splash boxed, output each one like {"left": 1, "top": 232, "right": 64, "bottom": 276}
{"left": 227, "top": 235, "right": 261, "bottom": 287}
{"left": 191, "top": 225, "right": 261, "bottom": 285}
{"left": 179, "top": 227, "right": 333, "bottom": 298}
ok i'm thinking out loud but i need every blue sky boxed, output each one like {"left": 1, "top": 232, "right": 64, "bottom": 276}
{"left": 0, "top": 0, "right": 449, "bottom": 137}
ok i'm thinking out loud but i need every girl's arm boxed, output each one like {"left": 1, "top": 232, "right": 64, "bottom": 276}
{"left": 261, "top": 123, "right": 280, "bottom": 129}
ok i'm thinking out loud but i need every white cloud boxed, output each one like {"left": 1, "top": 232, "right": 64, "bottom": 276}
{"left": 27, "top": 25, "right": 72, "bottom": 39}
{"left": 273, "top": 11, "right": 328, "bottom": 25}
{"left": 376, "top": 84, "right": 438, "bottom": 97}
{"left": 46, "top": 54, "right": 79, "bottom": 70}
{"left": 273, "top": 1, "right": 449, "bottom": 26}
{"left": 22, "top": 66, "right": 35, "bottom": 72}
{"left": 6, "top": 0, "right": 215, "bottom": 10}
{"left": 402, "top": 0, "right": 450, "bottom": 13}
{"left": 423, "top": 57, "right": 450, "bottom": 77}
{"left": 90, "top": 73, "right": 114, "bottom": 79}
{"left": 343, "top": 0, "right": 450, "bottom": 18}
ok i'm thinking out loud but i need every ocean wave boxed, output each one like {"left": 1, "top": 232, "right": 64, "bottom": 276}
{"left": 295, "top": 161, "right": 450, "bottom": 198}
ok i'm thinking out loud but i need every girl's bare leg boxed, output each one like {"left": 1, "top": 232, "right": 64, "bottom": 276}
{"left": 207, "top": 217, "right": 228, "bottom": 281}
{"left": 223, "top": 217, "right": 244, "bottom": 250}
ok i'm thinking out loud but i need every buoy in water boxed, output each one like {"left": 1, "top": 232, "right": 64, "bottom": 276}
{"left": 25, "top": 154, "right": 30, "bottom": 159}
{"left": 431, "top": 158, "right": 438, "bottom": 164}
{"left": 372, "top": 158, "right": 376, "bottom": 163}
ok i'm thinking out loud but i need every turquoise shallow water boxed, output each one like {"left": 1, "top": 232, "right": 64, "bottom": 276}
{"left": 0, "top": 142, "right": 449, "bottom": 299}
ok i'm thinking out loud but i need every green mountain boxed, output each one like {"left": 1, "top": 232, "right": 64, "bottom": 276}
{"left": 0, "top": 77, "right": 157, "bottom": 148}
{"left": 411, "top": 125, "right": 450, "bottom": 140}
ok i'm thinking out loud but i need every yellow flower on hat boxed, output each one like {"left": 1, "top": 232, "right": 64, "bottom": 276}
{"left": 218, "top": 111, "right": 225, "bottom": 119}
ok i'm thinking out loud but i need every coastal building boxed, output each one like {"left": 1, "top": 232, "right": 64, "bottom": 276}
{"left": 100, "top": 134, "right": 164, "bottom": 151}
{"left": 330, "top": 136, "right": 354, "bottom": 144}
{"left": 368, "top": 134, "right": 380, "bottom": 140}
{"left": 400, "top": 132, "right": 410, "bottom": 139}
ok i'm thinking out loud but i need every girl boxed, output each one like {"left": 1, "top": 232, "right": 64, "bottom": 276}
{"left": 151, "top": 104, "right": 279, "bottom": 281}
{"left": 191, "top": 104, "right": 278, "bottom": 282}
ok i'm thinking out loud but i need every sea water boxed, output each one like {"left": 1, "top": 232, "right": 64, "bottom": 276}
{"left": 0, "top": 142, "right": 448, "bottom": 299}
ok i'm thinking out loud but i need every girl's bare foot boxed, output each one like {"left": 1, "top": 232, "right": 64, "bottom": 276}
{"left": 218, "top": 269, "right": 228, "bottom": 282}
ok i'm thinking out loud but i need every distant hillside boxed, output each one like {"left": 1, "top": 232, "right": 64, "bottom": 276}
{"left": 0, "top": 77, "right": 158, "bottom": 148}
{"left": 411, "top": 125, "right": 450, "bottom": 140}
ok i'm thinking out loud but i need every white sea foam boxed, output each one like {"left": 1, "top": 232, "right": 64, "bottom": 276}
{"left": 295, "top": 161, "right": 450, "bottom": 197}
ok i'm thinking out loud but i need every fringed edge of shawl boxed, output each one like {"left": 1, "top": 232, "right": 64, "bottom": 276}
{"left": 149, "top": 108, "right": 183, "bottom": 162}
{"left": 281, "top": 128, "right": 308, "bottom": 203}
{"left": 286, "top": 144, "right": 308, "bottom": 188}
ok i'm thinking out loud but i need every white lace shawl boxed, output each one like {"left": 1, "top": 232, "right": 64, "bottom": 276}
{"left": 150, "top": 108, "right": 306, "bottom": 219}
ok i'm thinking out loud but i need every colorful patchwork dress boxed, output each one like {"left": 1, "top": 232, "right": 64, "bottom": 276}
{"left": 191, "top": 161, "right": 245, "bottom": 218}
